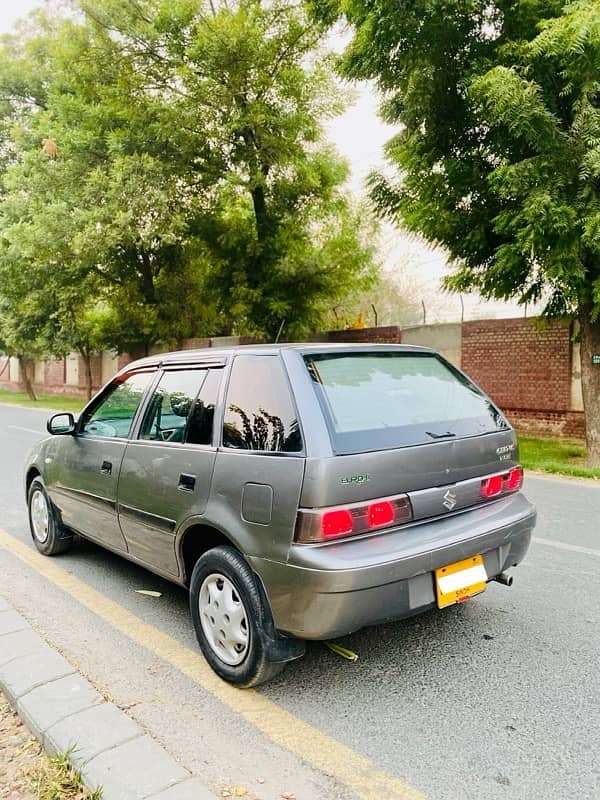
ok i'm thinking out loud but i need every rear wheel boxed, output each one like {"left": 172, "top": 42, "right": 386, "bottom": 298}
{"left": 27, "top": 478, "right": 73, "bottom": 556}
{"left": 190, "top": 545, "right": 285, "bottom": 687}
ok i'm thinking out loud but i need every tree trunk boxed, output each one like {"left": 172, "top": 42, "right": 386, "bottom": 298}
{"left": 17, "top": 356, "right": 36, "bottom": 401}
{"left": 251, "top": 184, "right": 269, "bottom": 243}
{"left": 139, "top": 250, "right": 157, "bottom": 304}
{"left": 578, "top": 306, "right": 600, "bottom": 466}
{"left": 81, "top": 351, "right": 93, "bottom": 400}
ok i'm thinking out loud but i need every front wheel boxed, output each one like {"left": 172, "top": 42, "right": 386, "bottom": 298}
{"left": 27, "top": 477, "right": 73, "bottom": 556}
{"left": 189, "top": 546, "right": 285, "bottom": 687}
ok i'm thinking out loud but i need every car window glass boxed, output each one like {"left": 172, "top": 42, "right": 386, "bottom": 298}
{"left": 304, "top": 352, "right": 508, "bottom": 453}
{"left": 187, "top": 369, "right": 221, "bottom": 446}
{"left": 80, "top": 372, "right": 153, "bottom": 439}
{"left": 139, "top": 370, "right": 208, "bottom": 443}
{"left": 223, "top": 356, "right": 302, "bottom": 452}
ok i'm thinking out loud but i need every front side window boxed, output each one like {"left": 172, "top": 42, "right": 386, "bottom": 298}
{"left": 222, "top": 355, "right": 302, "bottom": 452}
{"left": 80, "top": 372, "right": 153, "bottom": 439}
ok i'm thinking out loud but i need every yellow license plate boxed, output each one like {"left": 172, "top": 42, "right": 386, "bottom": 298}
{"left": 435, "top": 554, "right": 487, "bottom": 609}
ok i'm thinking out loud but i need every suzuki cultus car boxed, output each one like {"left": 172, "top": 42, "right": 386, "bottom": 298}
{"left": 25, "top": 344, "right": 536, "bottom": 686}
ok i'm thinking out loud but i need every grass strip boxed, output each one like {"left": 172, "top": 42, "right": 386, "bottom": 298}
{"left": 0, "top": 390, "right": 84, "bottom": 413}
{"left": 518, "top": 435, "right": 600, "bottom": 480}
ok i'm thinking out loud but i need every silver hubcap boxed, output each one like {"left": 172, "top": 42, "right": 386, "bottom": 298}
{"left": 31, "top": 490, "right": 49, "bottom": 543}
{"left": 199, "top": 573, "right": 249, "bottom": 666}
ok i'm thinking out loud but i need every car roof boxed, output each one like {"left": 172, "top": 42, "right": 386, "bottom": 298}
{"left": 122, "top": 342, "right": 435, "bottom": 372}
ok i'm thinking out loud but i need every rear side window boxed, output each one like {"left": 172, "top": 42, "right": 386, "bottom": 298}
{"left": 305, "top": 352, "right": 508, "bottom": 453}
{"left": 139, "top": 370, "right": 206, "bottom": 443}
{"left": 187, "top": 369, "right": 221, "bottom": 445}
{"left": 223, "top": 355, "right": 302, "bottom": 452}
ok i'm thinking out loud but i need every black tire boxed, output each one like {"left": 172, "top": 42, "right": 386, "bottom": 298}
{"left": 27, "top": 477, "right": 73, "bottom": 556}
{"left": 189, "top": 545, "right": 285, "bottom": 687}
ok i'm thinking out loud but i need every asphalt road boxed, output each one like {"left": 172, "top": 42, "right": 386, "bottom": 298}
{"left": 1, "top": 403, "right": 599, "bottom": 800}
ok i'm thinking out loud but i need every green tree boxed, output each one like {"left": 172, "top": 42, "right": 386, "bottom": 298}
{"left": 81, "top": 0, "right": 376, "bottom": 338}
{"left": 0, "top": 0, "right": 376, "bottom": 369}
{"left": 317, "top": 0, "right": 600, "bottom": 463}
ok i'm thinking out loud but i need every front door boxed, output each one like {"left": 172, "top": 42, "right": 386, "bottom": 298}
{"left": 117, "top": 367, "right": 223, "bottom": 576}
{"left": 46, "top": 370, "right": 154, "bottom": 552}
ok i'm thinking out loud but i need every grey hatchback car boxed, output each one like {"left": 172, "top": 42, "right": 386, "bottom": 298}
{"left": 25, "top": 344, "right": 536, "bottom": 686}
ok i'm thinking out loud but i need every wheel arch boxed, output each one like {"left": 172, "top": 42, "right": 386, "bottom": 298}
{"left": 178, "top": 522, "right": 240, "bottom": 587}
{"left": 25, "top": 466, "right": 41, "bottom": 499}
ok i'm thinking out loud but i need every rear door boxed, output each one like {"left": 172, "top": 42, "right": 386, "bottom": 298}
{"left": 116, "top": 367, "right": 222, "bottom": 576}
{"left": 207, "top": 354, "right": 305, "bottom": 563}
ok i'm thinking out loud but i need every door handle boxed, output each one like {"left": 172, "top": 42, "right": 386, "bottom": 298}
{"left": 178, "top": 473, "right": 196, "bottom": 492}
{"left": 100, "top": 461, "right": 112, "bottom": 475}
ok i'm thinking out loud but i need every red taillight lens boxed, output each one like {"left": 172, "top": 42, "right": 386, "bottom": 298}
{"left": 481, "top": 474, "right": 503, "bottom": 498}
{"left": 368, "top": 501, "right": 395, "bottom": 528}
{"left": 506, "top": 466, "right": 523, "bottom": 490}
{"left": 321, "top": 509, "right": 353, "bottom": 539}
{"left": 296, "top": 493, "right": 412, "bottom": 543}
{"left": 480, "top": 465, "right": 523, "bottom": 500}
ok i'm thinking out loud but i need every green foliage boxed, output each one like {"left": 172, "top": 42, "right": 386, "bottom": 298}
{"left": 0, "top": 0, "right": 376, "bottom": 365}
{"left": 320, "top": 0, "right": 600, "bottom": 319}
{"left": 317, "top": 0, "right": 600, "bottom": 463}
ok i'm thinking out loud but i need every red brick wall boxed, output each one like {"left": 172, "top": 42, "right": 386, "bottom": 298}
{"left": 461, "top": 318, "right": 578, "bottom": 436}
{"left": 77, "top": 355, "right": 103, "bottom": 393}
{"left": 0, "top": 357, "right": 11, "bottom": 385}
{"left": 326, "top": 325, "right": 402, "bottom": 344}
{"left": 0, "top": 321, "right": 585, "bottom": 438}
{"left": 462, "top": 318, "right": 572, "bottom": 411}
{"left": 179, "top": 338, "right": 211, "bottom": 350}
{"left": 45, "top": 358, "right": 66, "bottom": 387}
{"left": 506, "top": 409, "right": 585, "bottom": 438}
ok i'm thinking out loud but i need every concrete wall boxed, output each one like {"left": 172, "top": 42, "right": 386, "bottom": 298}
{"left": 401, "top": 323, "right": 462, "bottom": 367}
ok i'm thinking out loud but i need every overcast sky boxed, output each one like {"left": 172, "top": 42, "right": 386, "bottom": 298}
{"left": 0, "top": 1, "right": 526, "bottom": 323}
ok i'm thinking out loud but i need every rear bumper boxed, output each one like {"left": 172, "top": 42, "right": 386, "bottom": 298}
{"left": 250, "top": 492, "right": 536, "bottom": 639}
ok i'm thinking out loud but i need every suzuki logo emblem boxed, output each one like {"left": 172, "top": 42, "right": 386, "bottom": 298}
{"left": 442, "top": 489, "right": 457, "bottom": 511}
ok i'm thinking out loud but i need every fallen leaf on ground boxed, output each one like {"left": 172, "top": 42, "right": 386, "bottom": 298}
{"left": 19, "top": 738, "right": 37, "bottom": 753}
{"left": 135, "top": 589, "right": 162, "bottom": 597}
{"left": 324, "top": 641, "right": 358, "bottom": 661}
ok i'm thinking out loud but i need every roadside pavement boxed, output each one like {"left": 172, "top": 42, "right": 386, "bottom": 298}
{"left": 0, "top": 593, "right": 217, "bottom": 800}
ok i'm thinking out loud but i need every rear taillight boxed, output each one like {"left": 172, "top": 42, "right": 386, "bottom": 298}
{"left": 481, "top": 474, "right": 503, "bottom": 498}
{"left": 506, "top": 466, "right": 523, "bottom": 490}
{"left": 296, "top": 494, "right": 413, "bottom": 544}
{"left": 321, "top": 509, "right": 353, "bottom": 538}
{"left": 480, "top": 466, "right": 523, "bottom": 500}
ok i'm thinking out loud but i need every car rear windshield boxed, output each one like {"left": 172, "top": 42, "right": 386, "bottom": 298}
{"left": 304, "top": 351, "right": 508, "bottom": 453}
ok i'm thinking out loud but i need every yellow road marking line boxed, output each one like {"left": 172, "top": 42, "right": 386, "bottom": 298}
{"left": 0, "top": 528, "right": 425, "bottom": 800}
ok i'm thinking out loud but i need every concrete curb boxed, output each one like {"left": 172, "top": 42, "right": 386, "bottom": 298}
{"left": 0, "top": 596, "right": 216, "bottom": 800}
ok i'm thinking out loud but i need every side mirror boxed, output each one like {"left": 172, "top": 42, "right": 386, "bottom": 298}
{"left": 47, "top": 413, "right": 76, "bottom": 435}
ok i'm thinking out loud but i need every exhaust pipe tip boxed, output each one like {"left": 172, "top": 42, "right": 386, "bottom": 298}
{"left": 493, "top": 572, "right": 513, "bottom": 587}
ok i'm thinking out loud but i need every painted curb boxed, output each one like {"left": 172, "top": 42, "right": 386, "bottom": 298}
{"left": 0, "top": 598, "right": 217, "bottom": 800}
